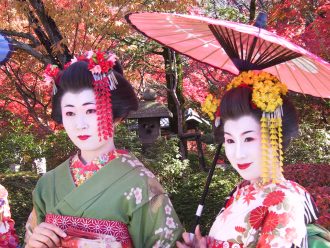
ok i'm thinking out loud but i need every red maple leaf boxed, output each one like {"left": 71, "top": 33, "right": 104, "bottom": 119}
{"left": 243, "top": 191, "right": 256, "bottom": 205}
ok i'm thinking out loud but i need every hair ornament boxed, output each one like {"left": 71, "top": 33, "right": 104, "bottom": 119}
{"left": 201, "top": 93, "right": 220, "bottom": 121}
{"left": 227, "top": 70, "right": 288, "bottom": 113}
{"left": 43, "top": 50, "right": 118, "bottom": 94}
{"left": 43, "top": 64, "right": 60, "bottom": 94}
{"left": 214, "top": 108, "right": 221, "bottom": 128}
{"left": 226, "top": 70, "right": 288, "bottom": 184}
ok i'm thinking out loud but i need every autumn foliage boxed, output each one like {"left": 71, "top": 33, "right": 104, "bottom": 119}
{"left": 283, "top": 164, "right": 330, "bottom": 229}
{"left": 268, "top": 0, "right": 329, "bottom": 61}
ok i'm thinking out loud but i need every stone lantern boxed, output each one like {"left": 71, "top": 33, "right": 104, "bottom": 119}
{"left": 127, "top": 89, "right": 172, "bottom": 148}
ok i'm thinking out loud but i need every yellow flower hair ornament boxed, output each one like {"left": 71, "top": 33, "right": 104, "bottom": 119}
{"left": 227, "top": 70, "right": 288, "bottom": 113}
{"left": 201, "top": 93, "right": 220, "bottom": 121}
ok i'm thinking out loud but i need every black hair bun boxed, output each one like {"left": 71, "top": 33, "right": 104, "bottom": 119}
{"left": 113, "top": 60, "right": 124, "bottom": 76}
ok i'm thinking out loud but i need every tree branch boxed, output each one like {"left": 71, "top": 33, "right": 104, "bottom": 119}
{"left": 200, "top": 66, "right": 220, "bottom": 85}
{"left": 0, "top": 29, "right": 40, "bottom": 46}
{"left": 1, "top": 65, "right": 52, "bottom": 134}
{"left": 10, "top": 38, "right": 51, "bottom": 65}
{"left": 27, "top": 10, "right": 58, "bottom": 64}
{"left": 28, "top": 0, "right": 71, "bottom": 64}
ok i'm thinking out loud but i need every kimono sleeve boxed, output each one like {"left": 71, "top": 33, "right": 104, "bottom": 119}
{"left": 32, "top": 174, "right": 49, "bottom": 224}
{"left": 257, "top": 190, "right": 308, "bottom": 248}
{"left": 129, "top": 193, "right": 183, "bottom": 248}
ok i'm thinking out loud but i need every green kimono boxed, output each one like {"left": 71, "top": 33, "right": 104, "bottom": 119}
{"left": 33, "top": 152, "right": 183, "bottom": 247}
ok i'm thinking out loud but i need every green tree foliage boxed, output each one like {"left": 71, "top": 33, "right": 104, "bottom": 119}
{"left": 0, "top": 119, "right": 41, "bottom": 172}
{"left": 285, "top": 94, "right": 329, "bottom": 164}
{"left": 0, "top": 118, "right": 75, "bottom": 172}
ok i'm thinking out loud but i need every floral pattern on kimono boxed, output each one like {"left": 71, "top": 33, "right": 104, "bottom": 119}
{"left": 208, "top": 179, "right": 319, "bottom": 248}
{"left": 46, "top": 214, "right": 133, "bottom": 248}
{"left": 121, "top": 153, "right": 181, "bottom": 248}
{"left": 70, "top": 149, "right": 128, "bottom": 186}
{"left": 0, "top": 184, "right": 19, "bottom": 248}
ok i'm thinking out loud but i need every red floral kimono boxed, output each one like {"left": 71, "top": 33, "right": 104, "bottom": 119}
{"left": 208, "top": 179, "right": 319, "bottom": 248}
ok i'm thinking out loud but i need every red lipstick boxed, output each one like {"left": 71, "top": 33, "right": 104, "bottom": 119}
{"left": 237, "top": 163, "right": 252, "bottom": 170}
{"left": 78, "top": 135, "right": 90, "bottom": 140}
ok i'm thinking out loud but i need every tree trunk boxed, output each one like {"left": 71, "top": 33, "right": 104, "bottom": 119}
{"left": 162, "top": 48, "right": 186, "bottom": 158}
{"left": 163, "top": 48, "right": 185, "bottom": 135}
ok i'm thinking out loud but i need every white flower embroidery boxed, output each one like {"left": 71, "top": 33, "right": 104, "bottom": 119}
{"left": 133, "top": 187, "right": 143, "bottom": 204}
{"left": 165, "top": 204, "right": 172, "bottom": 215}
{"left": 165, "top": 228, "right": 173, "bottom": 239}
{"left": 165, "top": 217, "right": 176, "bottom": 229}
{"left": 154, "top": 228, "right": 163, "bottom": 235}
{"left": 133, "top": 159, "right": 143, "bottom": 166}
{"left": 223, "top": 241, "right": 229, "bottom": 248}
{"left": 140, "top": 168, "right": 155, "bottom": 178}
{"left": 124, "top": 188, "right": 134, "bottom": 200}
{"left": 232, "top": 244, "right": 241, "bottom": 248}
{"left": 128, "top": 160, "right": 137, "bottom": 167}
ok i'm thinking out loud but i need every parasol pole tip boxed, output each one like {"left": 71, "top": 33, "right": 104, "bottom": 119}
{"left": 254, "top": 12, "right": 267, "bottom": 29}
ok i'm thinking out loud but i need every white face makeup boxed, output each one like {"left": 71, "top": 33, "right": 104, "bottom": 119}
{"left": 61, "top": 89, "right": 114, "bottom": 163}
{"left": 224, "top": 115, "right": 262, "bottom": 182}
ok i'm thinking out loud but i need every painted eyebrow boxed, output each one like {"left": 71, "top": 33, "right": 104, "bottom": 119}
{"left": 82, "top": 102, "right": 95, "bottom": 106}
{"left": 224, "top": 130, "right": 255, "bottom": 136}
{"left": 63, "top": 102, "right": 95, "bottom": 107}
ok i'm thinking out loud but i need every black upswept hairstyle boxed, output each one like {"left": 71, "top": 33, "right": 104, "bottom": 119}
{"left": 51, "top": 60, "right": 138, "bottom": 123}
{"left": 214, "top": 86, "right": 299, "bottom": 149}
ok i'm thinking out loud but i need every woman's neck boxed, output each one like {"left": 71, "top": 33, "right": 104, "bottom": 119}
{"left": 250, "top": 173, "right": 285, "bottom": 185}
{"left": 80, "top": 140, "right": 116, "bottom": 164}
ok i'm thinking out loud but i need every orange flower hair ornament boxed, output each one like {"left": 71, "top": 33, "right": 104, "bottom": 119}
{"left": 44, "top": 50, "right": 118, "bottom": 141}
{"left": 217, "top": 70, "right": 288, "bottom": 184}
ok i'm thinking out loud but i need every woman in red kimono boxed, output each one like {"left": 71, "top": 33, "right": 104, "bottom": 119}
{"left": 0, "top": 184, "right": 19, "bottom": 247}
{"left": 177, "top": 71, "right": 319, "bottom": 248}
{"left": 25, "top": 51, "right": 183, "bottom": 248}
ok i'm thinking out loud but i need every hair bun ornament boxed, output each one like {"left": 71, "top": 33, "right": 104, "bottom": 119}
{"left": 227, "top": 70, "right": 288, "bottom": 113}
{"left": 214, "top": 108, "right": 221, "bottom": 128}
{"left": 227, "top": 70, "right": 288, "bottom": 184}
{"left": 43, "top": 64, "right": 60, "bottom": 95}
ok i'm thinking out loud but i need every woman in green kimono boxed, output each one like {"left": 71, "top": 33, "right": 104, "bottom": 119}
{"left": 25, "top": 51, "right": 183, "bottom": 248}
